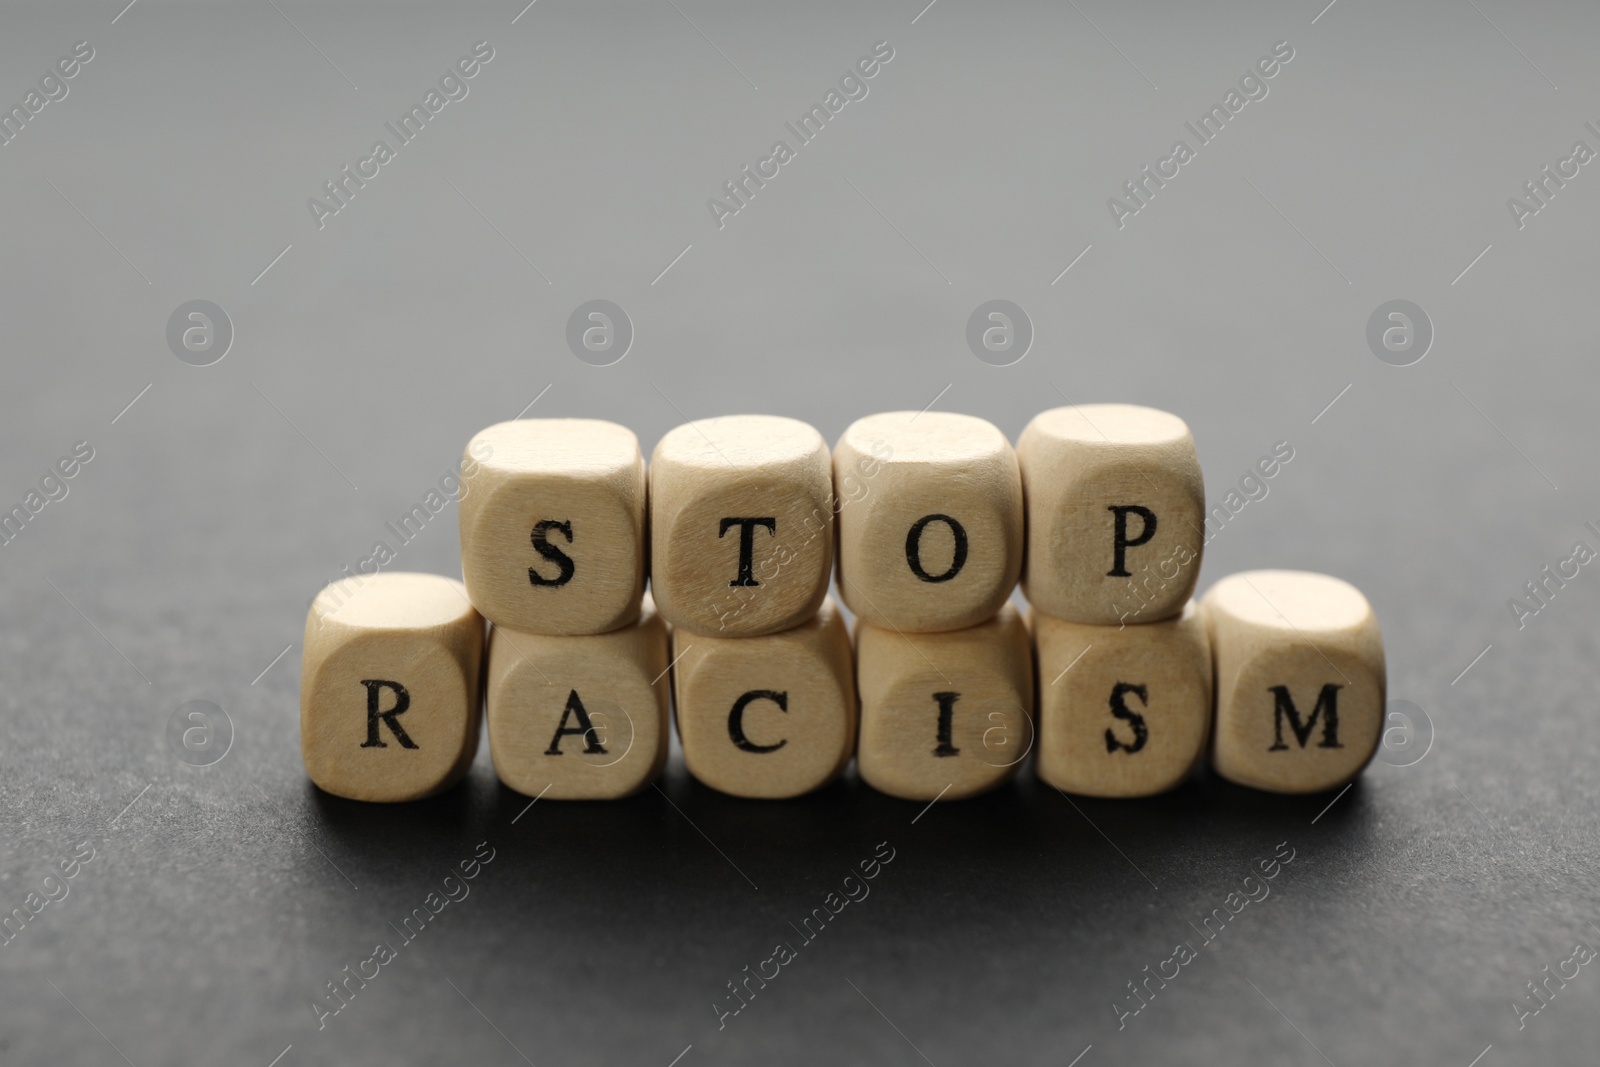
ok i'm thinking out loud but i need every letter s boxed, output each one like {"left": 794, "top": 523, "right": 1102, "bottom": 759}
{"left": 529, "top": 519, "right": 576, "bottom": 586}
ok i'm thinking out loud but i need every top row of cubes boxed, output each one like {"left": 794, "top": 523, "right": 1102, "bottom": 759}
{"left": 459, "top": 405, "right": 1204, "bottom": 637}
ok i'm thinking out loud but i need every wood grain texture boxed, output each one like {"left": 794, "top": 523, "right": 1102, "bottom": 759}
{"left": 1018, "top": 404, "right": 1204, "bottom": 625}
{"left": 1033, "top": 601, "right": 1211, "bottom": 798}
{"left": 486, "top": 595, "right": 671, "bottom": 800}
{"left": 300, "top": 572, "right": 484, "bottom": 803}
{"left": 834, "top": 411, "right": 1024, "bottom": 633}
{"left": 1203, "top": 570, "right": 1385, "bottom": 794}
{"left": 650, "top": 414, "right": 833, "bottom": 637}
{"left": 855, "top": 604, "right": 1033, "bottom": 801}
{"left": 672, "top": 596, "right": 855, "bottom": 799}
{"left": 458, "top": 418, "right": 646, "bottom": 635}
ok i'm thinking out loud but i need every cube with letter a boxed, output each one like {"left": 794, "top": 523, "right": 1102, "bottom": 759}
{"left": 1203, "top": 570, "right": 1385, "bottom": 794}
{"left": 1018, "top": 403, "right": 1204, "bottom": 625}
{"left": 486, "top": 595, "right": 671, "bottom": 799}
{"left": 458, "top": 418, "right": 646, "bottom": 635}
{"left": 833, "top": 411, "right": 1024, "bottom": 634}
{"left": 300, "top": 573, "right": 484, "bottom": 803}
{"left": 650, "top": 414, "right": 833, "bottom": 637}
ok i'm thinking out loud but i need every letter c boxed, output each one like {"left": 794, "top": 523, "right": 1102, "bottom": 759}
{"left": 728, "top": 689, "right": 788, "bottom": 753}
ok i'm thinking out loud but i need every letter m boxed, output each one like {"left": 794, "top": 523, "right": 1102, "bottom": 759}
{"left": 1268, "top": 684, "right": 1343, "bottom": 750}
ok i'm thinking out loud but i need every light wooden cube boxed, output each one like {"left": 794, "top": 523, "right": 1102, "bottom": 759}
{"left": 834, "top": 412, "right": 1024, "bottom": 633}
{"left": 300, "top": 573, "right": 484, "bottom": 803}
{"left": 1018, "top": 404, "right": 1205, "bottom": 625}
{"left": 855, "top": 604, "right": 1033, "bottom": 801}
{"left": 672, "top": 596, "right": 855, "bottom": 798}
{"left": 485, "top": 595, "right": 671, "bottom": 800}
{"left": 458, "top": 418, "right": 646, "bottom": 635}
{"left": 1033, "top": 602, "right": 1211, "bottom": 798}
{"left": 650, "top": 414, "right": 833, "bottom": 637}
{"left": 1203, "top": 570, "right": 1385, "bottom": 794}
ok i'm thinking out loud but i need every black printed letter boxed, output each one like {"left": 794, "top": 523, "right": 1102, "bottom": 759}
{"left": 360, "top": 679, "right": 417, "bottom": 749}
{"left": 932, "top": 691, "right": 961, "bottom": 756}
{"left": 544, "top": 689, "right": 607, "bottom": 755}
{"left": 1107, "top": 505, "right": 1157, "bottom": 577}
{"left": 1268, "top": 684, "right": 1343, "bottom": 750}
{"left": 529, "top": 519, "right": 576, "bottom": 587}
{"left": 905, "top": 514, "right": 969, "bottom": 583}
{"left": 1104, "top": 682, "right": 1149, "bottom": 754}
{"left": 720, "top": 518, "right": 777, "bottom": 587}
{"left": 728, "top": 689, "right": 788, "bottom": 753}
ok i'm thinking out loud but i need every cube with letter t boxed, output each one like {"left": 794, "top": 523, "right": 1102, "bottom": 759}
{"left": 650, "top": 414, "right": 833, "bottom": 637}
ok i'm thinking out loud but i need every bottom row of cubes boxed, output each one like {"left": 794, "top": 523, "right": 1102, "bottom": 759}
{"left": 299, "top": 570, "right": 1384, "bottom": 804}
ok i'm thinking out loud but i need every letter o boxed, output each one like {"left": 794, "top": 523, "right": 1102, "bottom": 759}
{"left": 904, "top": 514, "right": 968, "bottom": 583}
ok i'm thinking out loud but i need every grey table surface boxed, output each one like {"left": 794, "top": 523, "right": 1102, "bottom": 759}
{"left": 2, "top": 1, "right": 1598, "bottom": 1064}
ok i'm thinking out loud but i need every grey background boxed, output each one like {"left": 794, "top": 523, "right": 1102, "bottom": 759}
{"left": 2, "top": 0, "right": 1597, "bottom": 1064}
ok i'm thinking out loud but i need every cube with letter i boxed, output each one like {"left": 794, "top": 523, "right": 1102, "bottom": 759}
{"left": 300, "top": 573, "right": 484, "bottom": 803}
{"left": 650, "top": 414, "right": 834, "bottom": 637}
{"left": 457, "top": 418, "right": 646, "bottom": 635}
{"left": 1018, "top": 404, "right": 1205, "bottom": 625}
{"left": 833, "top": 411, "right": 1024, "bottom": 634}
{"left": 1203, "top": 570, "right": 1385, "bottom": 794}
{"left": 854, "top": 604, "right": 1034, "bottom": 801}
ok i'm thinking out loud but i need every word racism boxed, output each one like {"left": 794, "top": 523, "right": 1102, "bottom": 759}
{"left": 0, "top": 440, "right": 95, "bottom": 548}
{"left": 0, "top": 40, "right": 94, "bottom": 149}
{"left": 315, "top": 440, "right": 493, "bottom": 616}
{"left": 708, "top": 41, "right": 895, "bottom": 231}
{"left": 713, "top": 841, "right": 896, "bottom": 1029}
{"left": 1108, "top": 41, "right": 1296, "bottom": 230}
{"left": 1, "top": 839, "right": 95, "bottom": 950}
{"left": 311, "top": 841, "right": 496, "bottom": 1030}
{"left": 309, "top": 42, "right": 495, "bottom": 230}
{"left": 1113, "top": 841, "right": 1296, "bottom": 1029}
{"left": 1506, "top": 519, "right": 1600, "bottom": 630}
{"left": 1512, "top": 939, "right": 1596, "bottom": 1030}
{"left": 1507, "top": 121, "right": 1600, "bottom": 230}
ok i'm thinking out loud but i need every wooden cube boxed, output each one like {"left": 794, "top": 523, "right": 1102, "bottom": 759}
{"left": 855, "top": 604, "right": 1033, "bottom": 801}
{"left": 834, "top": 412, "right": 1024, "bottom": 633}
{"left": 1018, "top": 404, "right": 1205, "bottom": 625}
{"left": 458, "top": 418, "right": 646, "bottom": 635}
{"left": 1203, "top": 570, "right": 1385, "bottom": 794}
{"left": 672, "top": 596, "right": 855, "bottom": 798}
{"left": 650, "top": 414, "right": 833, "bottom": 637}
{"left": 300, "top": 573, "right": 484, "bottom": 803}
{"left": 485, "top": 595, "right": 671, "bottom": 800}
{"left": 1032, "top": 601, "right": 1211, "bottom": 798}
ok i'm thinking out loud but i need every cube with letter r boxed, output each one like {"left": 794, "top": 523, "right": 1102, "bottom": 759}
{"left": 300, "top": 573, "right": 483, "bottom": 803}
